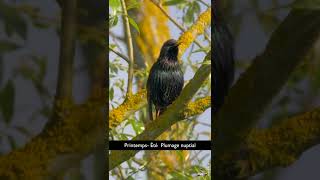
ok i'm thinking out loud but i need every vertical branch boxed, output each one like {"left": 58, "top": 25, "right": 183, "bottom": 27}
{"left": 55, "top": 0, "right": 77, "bottom": 101}
{"left": 121, "top": 0, "right": 134, "bottom": 98}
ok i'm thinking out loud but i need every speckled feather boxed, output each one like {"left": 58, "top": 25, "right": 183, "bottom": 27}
{"left": 147, "top": 39, "right": 184, "bottom": 120}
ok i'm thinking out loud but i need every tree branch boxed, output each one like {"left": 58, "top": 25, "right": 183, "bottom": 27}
{"left": 177, "top": 7, "right": 211, "bottom": 60}
{"left": 55, "top": 0, "right": 77, "bottom": 101}
{"left": 109, "top": 46, "right": 130, "bottom": 63}
{"left": 109, "top": 91, "right": 210, "bottom": 129}
{"left": 150, "top": 0, "right": 205, "bottom": 49}
{"left": 198, "top": 0, "right": 210, "bottom": 7}
{"left": 214, "top": 10, "right": 320, "bottom": 157}
{"left": 109, "top": 52, "right": 211, "bottom": 170}
{"left": 121, "top": 0, "right": 135, "bottom": 98}
{"left": 215, "top": 107, "right": 320, "bottom": 179}
{"left": 109, "top": 90, "right": 147, "bottom": 128}
{"left": 0, "top": 102, "right": 104, "bottom": 179}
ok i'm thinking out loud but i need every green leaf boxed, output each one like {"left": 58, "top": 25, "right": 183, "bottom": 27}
{"left": 109, "top": 88, "right": 114, "bottom": 101}
{"left": 183, "top": 6, "right": 194, "bottom": 24}
{"left": 0, "top": 80, "right": 15, "bottom": 124}
{"left": 109, "top": 0, "right": 121, "bottom": 11}
{"left": 0, "top": 1, "right": 27, "bottom": 39}
{"left": 109, "top": 44, "right": 117, "bottom": 49}
{"left": 109, "top": 15, "right": 118, "bottom": 27}
{"left": 127, "top": 0, "right": 140, "bottom": 10}
{"left": 0, "top": 40, "right": 20, "bottom": 53}
{"left": 128, "top": 17, "right": 140, "bottom": 34}
{"left": 163, "top": 0, "right": 185, "bottom": 6}
{"left": 30, "top": 55, "right": 47, "bottom": 82}
{"left": 193, "top": 1, "right": 201, "bottom": 14}
{"left": 192, "top": 47, "right": 210, "bottom": 53}
{"left": 129, "top": 118, "right": 144, "bottom": 135}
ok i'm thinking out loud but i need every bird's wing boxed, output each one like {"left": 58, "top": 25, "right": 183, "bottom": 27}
{"left": 147, "top": 73, "right": 154, "bottom": 121}
{"left": 147, "top": 90, "right": 153, "bottom": 121}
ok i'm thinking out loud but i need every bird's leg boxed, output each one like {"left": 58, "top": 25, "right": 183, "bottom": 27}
{"left": 156, "top": 109, "right": 161, "bottom": 118}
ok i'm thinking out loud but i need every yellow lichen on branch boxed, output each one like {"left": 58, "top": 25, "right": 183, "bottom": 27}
{"left": 109, "top": 90, "right": 147, "bottom": 128}
{"left": 178, "top": 7, "right": 211, "bottom": 60}
{"left": 216, "top": 107, "right": 320, "bottom": 178}
{"left": 0, "top": 102, "right": 103, "bottom": 179}
{"left": 183, "top": 96, "right": 211, "bottom": 117}
{"left": 246, "top": 108, "right": 320, "bottom": 170}
{"left": 108, "top": 92, "right": 211, "bottom": 130}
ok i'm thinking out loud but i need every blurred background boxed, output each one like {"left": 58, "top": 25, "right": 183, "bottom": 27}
{"left": 222, "top": 0, "right": 320, "bottom": 179}
{"left": 0, "top": 0, "right": 106, "bottom": 179}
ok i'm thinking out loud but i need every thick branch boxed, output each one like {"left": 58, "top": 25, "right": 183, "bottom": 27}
{"left": 0, "top": 102, "right": 104, "bottom": 179}
{"left": 109, "top": 92, "right": 211, "bottom": 129}
{"left": 214, "top": 10, "right": 320, "bottom": 156}
{"left": 215, "top": 107, "right": 320, "bottom": 179}
{"left": 178, "top": 7, "right": 211, "bottom": 60}
{"left": 109, "top": 91, "right": 147, "bottom": 128}
{"left": 109, "top": 52, "right": 211, "bottom": 170}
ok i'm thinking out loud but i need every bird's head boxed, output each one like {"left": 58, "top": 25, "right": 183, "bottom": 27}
{"left": 158, "top": 39, "right": 180, "bottom": 61}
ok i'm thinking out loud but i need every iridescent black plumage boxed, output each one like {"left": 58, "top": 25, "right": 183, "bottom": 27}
{"left": 213, "top": 7, "right": 235, "bottom": 113}
{"left": 147, "top": 39, "right": 184, "bottom": 121}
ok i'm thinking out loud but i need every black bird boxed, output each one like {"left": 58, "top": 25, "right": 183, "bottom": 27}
{"left": 147, "top": 39, "right": 184, "bottom": 121}
{"left": 213, "top": 6, "right": 235, "bottom": 113}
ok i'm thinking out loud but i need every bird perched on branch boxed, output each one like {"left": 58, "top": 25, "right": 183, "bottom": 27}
{"left": 213, "top": 6, "right": 235, "bottom": 113}
{"left": 147, "top": 39, "right": 184, "bottom": 121}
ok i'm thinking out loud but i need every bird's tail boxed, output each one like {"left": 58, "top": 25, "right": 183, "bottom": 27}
{"left": 147, "top": 92, "right": 154, "bottom": 121}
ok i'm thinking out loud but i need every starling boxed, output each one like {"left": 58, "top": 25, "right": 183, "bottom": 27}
{"left": 147, "top": 39, "right": 184, "bottom": 121}
{"left": 213, "top": 6, "right": 235, "bottom": 113}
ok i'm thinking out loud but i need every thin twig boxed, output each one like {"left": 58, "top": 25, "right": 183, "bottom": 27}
{"left": 198, "top": 0, "right": 210, "bottom": 7}
{"left": 151, "top": 0, "right": 205, "bottom": 49}
{"left": 117, "top": 166, "right": 125, "bottom": 179}
{"left": 203, "top": 31, "right": 211, "bottom": 42}
{"left": 109, "top": 46, "right": 130, "bottom": 63}
{"left": 109, "top": 31, "right": 126, "bottom": 42}
{"left": 121, "top": 0, "right": 135, "bottom": 98}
